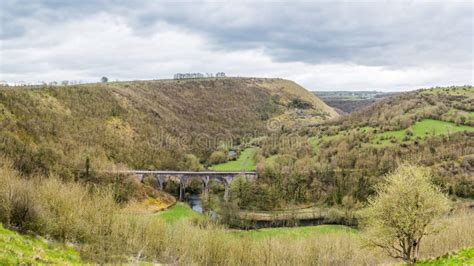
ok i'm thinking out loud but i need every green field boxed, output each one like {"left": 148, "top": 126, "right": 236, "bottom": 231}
{"left": 210, "top": 147, "right": 258, "bottom": 171}
{"left": 373, "top": 119, "right": 474, "bottom": 145}
{"left": 0, "top": 224, "right": 81, "bottom": 264}
{"left": 416, "top": 246, "right": 474, "bottom": 265}
{"left": 308, "top": 119, "right": 473, "bottom": 149}
{"left": 157, "top": 203, "right": 354, "bottom": 240}
{"left": 230, "top": 224, "right": 356, "bottom": 240}
{"left": 155, "top": 202, "right": 202, "bottom": 223}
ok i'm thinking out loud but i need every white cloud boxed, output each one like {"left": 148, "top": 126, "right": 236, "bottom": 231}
{"left": 0, "top": 8, "right": 472, "bottom": 91}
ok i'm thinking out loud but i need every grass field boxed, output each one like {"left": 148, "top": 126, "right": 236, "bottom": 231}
{"left": 155, "top": 202, "right": 202, "bottom": 223}
{"left": 308, "top": 119, "right": 473, "bottom": 149}
{"left": 230, "top": 224, "right": 356, "bottom": 240}
{"left": 156, "top": 203, "right": 355, "bottom": 241}
{"left": 373, "top": 119, "right": 474, "bottom": 145}
{"left": 210, "top": 147, "right": 258, "bottom": 171}
{"left": 416, "top": 246, "right": 474, "bottom": 265}
{"left": 0, "top": 224, "right": 81, "bottom": 264}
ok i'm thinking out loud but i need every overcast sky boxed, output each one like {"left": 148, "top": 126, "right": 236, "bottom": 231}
{"left": 0, "top": 1, "right": 472, "bottom": 91}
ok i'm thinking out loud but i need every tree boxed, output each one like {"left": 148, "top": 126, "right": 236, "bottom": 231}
{"left": 178, "top": 154, "right": 203, "bottom": 171}
{"left": 360, "top": 163, "right": 450, "bottom": 264}
{"left": 230, "top": 175, "right": 253, "bottom": 207}
{"left": 208, "top": 150, "right": 227, "bottom": 165}
{"left": 101, "top": 76, "right": 108, "bottom": 83}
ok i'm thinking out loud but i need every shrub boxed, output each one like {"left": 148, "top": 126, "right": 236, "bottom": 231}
{"left": 208, "top": 151, "right": 227, "bottom": 165}
{"left": 360, "top": 163, "right": 450, "bottom": 264}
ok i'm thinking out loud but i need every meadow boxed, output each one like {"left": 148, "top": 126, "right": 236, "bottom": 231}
{"left": 309, "top": 118, "right": 474, "bottom": 148}
{"left": 372, "top": 119, "right": 474, "bottom": 145}
{"left": 155, "top": 202, "right": 202, "bottom": 223}
{"left": 209, "top": 147, "right": 258, "bottom": 171}
{"left": 155, "top": 202, "right": 355, "bottom": 239}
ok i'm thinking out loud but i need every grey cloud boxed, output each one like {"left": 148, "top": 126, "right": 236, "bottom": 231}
{"left": 0, "top": 0, "right": 472, "bottom": 89}
{"left": 2, "top": 1, "right": 472, "bottom": 67}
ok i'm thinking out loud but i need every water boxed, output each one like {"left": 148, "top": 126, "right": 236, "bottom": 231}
{"left": 186, "top": 194, "right": 347, "bottom": 229}
{"left": 187, "top": 194, "right": 219, "bottom": 220}
{"left": 187, "top": 194, "right": 203, "bottom": 213}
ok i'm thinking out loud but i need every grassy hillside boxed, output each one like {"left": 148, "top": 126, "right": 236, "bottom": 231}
{"left": 253, "top": 86, "right": 474, "bottom": 209}
{"left": 0, "top": 77, "right": 335, "bottom": 179}
{"left": 416, "top": 247, "right": 474, "bottom": 265}
{"left": 333, "top": 85, "right": 473, "bottom": 130}
{"left": 0, "top": 224, "right": 81, "bottom": 264}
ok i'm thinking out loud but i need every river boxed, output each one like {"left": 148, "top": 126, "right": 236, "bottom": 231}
{"left": 185, "top": 194, "right": 350, "bottom": 229}
{"left": 187, "top": 194, "right": 203, "bottom": 213}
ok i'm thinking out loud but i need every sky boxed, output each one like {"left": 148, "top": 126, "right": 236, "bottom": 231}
{"left": 0, "top": 1, "right": 472, "bottom": 91}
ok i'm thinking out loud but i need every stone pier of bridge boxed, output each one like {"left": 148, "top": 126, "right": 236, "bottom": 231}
{"left": 120, "top": 170, "right": 257, "bottom": 201}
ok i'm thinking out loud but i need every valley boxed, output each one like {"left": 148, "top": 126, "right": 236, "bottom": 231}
{"left": 2, "top": 2, "right": 473, "bottom": 264}
{"left": 0, "top": 81, "right": 473, "bottom": 264}
{"left": 313, "top": 90, "right": 395, "bottom": 113}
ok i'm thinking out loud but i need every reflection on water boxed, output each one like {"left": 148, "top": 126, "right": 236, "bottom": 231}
{"left": 187, "top": 194, "right": 203, "bottom": 213}
{"left": 187, "top": 194, "right": 219, "bottom": 219}
{"left": 186, "top": 194, "right": 337, "bottom": 229}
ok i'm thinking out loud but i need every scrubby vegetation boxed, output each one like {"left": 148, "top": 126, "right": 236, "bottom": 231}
{"left": 0, "top": 78, "right": 335, "bottom": 180}
{"left": 1, "top": 158, "right": 472, "bottom": 264}
{"left": 239, "top": 86, "right": 474, "bottom": 212}
{"left": 416, "top": 247, "right": 474, "bottom": 265}
{"left": 0, "top": 82, "right": 473, "bottom": 264}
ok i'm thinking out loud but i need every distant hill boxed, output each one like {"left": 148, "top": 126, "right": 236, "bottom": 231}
{"left": 0, "top": 77, "right": 336, "bottom": 177}
{"left": 313, "top": 91, "right": 395, "bottom": 113}
{"left": 333, "top": 86, "right": 473, "bottom": 129}
{"left": 256, "top": 86, "right": 474, "bottom": 205}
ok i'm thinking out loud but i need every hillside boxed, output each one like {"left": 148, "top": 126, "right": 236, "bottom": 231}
{"left": 0, "top": 77, "right": 336, "bottom": 178}
{"left": 252, "top": 86, "right": 474, "bottom": 209}
{"left": 0, "top": 224, "right": 81, "bottom": 264}
{"left": 416, "top": 247, "right": 474, "bottom": 265}
{"left": 332, "top": 86, "right": 473, "bottom": 129}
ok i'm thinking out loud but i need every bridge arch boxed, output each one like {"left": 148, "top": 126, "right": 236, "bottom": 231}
{"left": 122, "top": 170, "right": 257, "bottom": 201}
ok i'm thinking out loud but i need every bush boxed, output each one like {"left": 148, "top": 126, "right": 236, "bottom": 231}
{"left": 325, "top": 208, "right": 346, "bottom": 224}
{"left": 208, "top": 151, "right": 227, "bottom": 165}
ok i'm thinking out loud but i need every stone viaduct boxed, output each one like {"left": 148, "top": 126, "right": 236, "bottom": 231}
{"left": 113, "top": 170, "right": 257, "bottom": 201}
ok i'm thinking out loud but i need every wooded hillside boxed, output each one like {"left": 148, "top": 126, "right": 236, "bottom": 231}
{"left": 0, "top": 78, "right": 336, "bottom": 179}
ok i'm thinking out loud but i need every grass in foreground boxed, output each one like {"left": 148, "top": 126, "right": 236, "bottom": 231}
{"left": 0, "top": 224, "right": 81, "bottom": 264}
{"left": 210, "top": 147, "right": 258, "bottom": 171}
{"left": 416, "top": 246, "right": 474, "bottom": 265}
